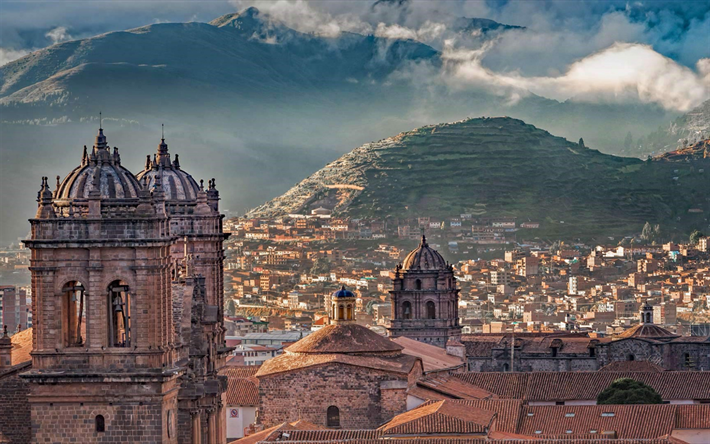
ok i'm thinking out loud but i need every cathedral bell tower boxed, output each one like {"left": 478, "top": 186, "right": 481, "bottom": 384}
{"left": 388, "top": 236, "right": 461, "bottom": 347}
{"left": 330, "top": 286, "right": 356, "bottom": 324}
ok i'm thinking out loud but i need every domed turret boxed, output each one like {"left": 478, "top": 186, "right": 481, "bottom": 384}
{"left": 136, "top": 131, "right": 200, "bottom": 202}
{"left": 402, "top": 235, "right": 447, "bottom": 271}
{"left": 332, "top": 285, "right": 355, "bottom": 299}
{"left": 55, "top": 128, "right": 141, "bottom": 201}
{"left": 330, "top": 286, "right": 356, "bottom": 324}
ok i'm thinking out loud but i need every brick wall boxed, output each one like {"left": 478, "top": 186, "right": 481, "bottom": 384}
{"left": 259, "top": 363, "right": 409, "bottom": 429}
{"left": 0, "top": 364, "right": 31, "bottom": 444}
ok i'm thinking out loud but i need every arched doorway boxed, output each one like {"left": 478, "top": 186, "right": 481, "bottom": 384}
{"left": 108, "top": 280, "right": 131, "bottom": 347}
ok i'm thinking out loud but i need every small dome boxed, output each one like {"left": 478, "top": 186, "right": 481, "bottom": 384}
{"left": 136, "top": 137, "right": 200, "bottom": 202}
{"left": 286, "top": 324, "right": 403, "bottom": 354}
{"left": 402, "top": 235, "right": 447, "bottom": 271}
{"left": 56, "top": 129, "right": 140, "bottom": 201}
{"left": 617, "top": 324, "right": 679, "bottom": 339}
{"left": 332, "top": 285, "right": 355, "bottom": 299}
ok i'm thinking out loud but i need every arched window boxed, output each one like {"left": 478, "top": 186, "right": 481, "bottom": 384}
{"left": 402, "top": 301, "right": 412, "bottom": 320}
{"left": 628, "top": 354, "right": 635, "bottom": 361}
{"left": 645, "top": 312, "right": 652, "bottom": 323}
{"left": 338, "top": 304, "right": 344, "bottom": 320}
{"left": 62, "top": 281, "right": 86, "bottom": 347}
{"left": 502, "top": 363, "right": 509, "bottom": 372}
{"left": 95, "top": 415, "right": 105, "bottom": 432}
{"left": 415, "top": 279, "right": 422, "bottom": 290}
{"left": 108, "top": 281, "right": 131, "bottom": 347}
{"left": 327, "top": 406, "right": 340, "bottom": 427}
{"left": 426, "top": 301, "right": 436, "bottom": 319}
{"left": 346, "top": 304, "right": 353, "bottom": 320}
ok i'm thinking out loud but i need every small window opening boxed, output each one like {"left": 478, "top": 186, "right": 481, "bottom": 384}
{"left": 402, "top": 301, "right": 412, "bottom": 320}
{"left": 95, "top": 415, "right": 105, "bottom": 432}
{"left": 327, "top": 406, "right": 340, "bottom": 427}
{"left": 426, "top": 301, "right": 436, "bottom": 319}
{"left": 415, "top": 279, "right": 422, "bottom": 290}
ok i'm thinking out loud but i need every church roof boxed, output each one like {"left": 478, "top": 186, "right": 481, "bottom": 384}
{"left": 285, "top": 323, "right": 403, "bottom": 354}
{"left": 616, "top": 324, "right": 679, "bottom": 340}
{"left": 255, "top": 352, "right": 419, "bottom": 378}
{"left": 332, "top": 285, "right": 355, "bottom": 299}
{"left": 402, "top": 235, "right": 447, "bottom": 271}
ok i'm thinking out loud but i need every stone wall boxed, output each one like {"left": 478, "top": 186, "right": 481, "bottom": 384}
{"left": 0, "top": 364, "right": 31, "bottom": 444}
{"left": 259, "top": 363, "right": 409, "bottom": 429}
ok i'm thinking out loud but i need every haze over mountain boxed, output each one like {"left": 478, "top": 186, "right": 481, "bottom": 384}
{"left": 250, "top": 117, "right": 709, "bottom": 239}
{"left": 0, "top": 4, "right": 706, "bottom": 244}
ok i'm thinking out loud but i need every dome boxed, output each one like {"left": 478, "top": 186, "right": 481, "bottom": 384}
{"left": 56, "top": 129, "right": 141, "bottom": 201}
{"left": 617, "top": 324, "right": 679, "bottom": 340}
{"left": 135, "top": 137, "right": 200, "bottom": 202}
{"left": 285, "top": 324, "right": 403, "bottom": 354}
{"left": 402, "top": 235, "right": 447, "bottom": 271}
{"left": 332, "top": 285, "right": 355, "bottom": 299}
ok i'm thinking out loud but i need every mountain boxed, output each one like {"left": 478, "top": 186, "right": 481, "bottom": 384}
{"left": 249, "top": 117, "right": 709, "bottom": 239}
{"left": 0, "top": 7, "right": 681, "bottom": 244}
{"left": 638, "top": 99, "right": 710, "bottom": 156}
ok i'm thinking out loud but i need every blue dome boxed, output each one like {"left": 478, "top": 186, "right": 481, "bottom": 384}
{"left": 332, "top": 286, "right": 355, "bottom": 298}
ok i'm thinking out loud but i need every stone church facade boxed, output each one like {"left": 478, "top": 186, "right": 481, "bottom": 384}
{"left": 388, "top": 236, "right": 462, "bottom": 347}
{"left": 20, "top": 127, "right": 231, "bottom": 443}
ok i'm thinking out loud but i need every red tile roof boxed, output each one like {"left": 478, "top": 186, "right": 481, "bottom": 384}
{"left": 10, "top": 328, "right": 32, "bottom": 365}
{"left": 256, "top": 352, "right": 419, "bottom": 378}
{"left": 416, "top": 374, "right": 496, "bottom": 400}
{"left": 286, "top": 324, "right": 402, "bottom": 354}
{"left": 378, "top": 400, "right": 494, "bottom": 436}
{"left": 392, "top": 337, "right": 465, "bottom": 373}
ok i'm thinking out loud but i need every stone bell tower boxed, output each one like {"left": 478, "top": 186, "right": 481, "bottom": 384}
{"left": 22, "top": 127, "right": 182, "bottom": 443}
{"left": 388, "top": 236, "right": 461, "bottom": 347}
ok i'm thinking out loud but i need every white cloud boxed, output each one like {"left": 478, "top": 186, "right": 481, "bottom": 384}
{"left": 45, "top": 26, "right": 72, "bottom": 45}
{"left": 0, "top": 48, "right": 30, "bottom": 66}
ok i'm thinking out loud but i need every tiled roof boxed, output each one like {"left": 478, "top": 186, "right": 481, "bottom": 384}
{"left": 392, "top": 337, "right": 465, "bottom": 373}
{"left": 599, "top": 361, "right": 665, "bottom": 372}
{"left": 286, "top": 324, "right": 402, "bottom": 354}
{"left": 518, "top": 405, "right": 700, "bottom": 439}
{"left": 416, "top": 374, "right": 496, "bottom": 400}
{"left": 10, "top": 327, "right": 32, "bottom": 365}
{"left": 378, "top": 400, "right": 494, "bottom": 436}
{"left": 256, "top": 352, "right": 419, "bottom": 378}
{"left": 226, "top": 377, "right": 259, "bottom": 406}
{"left": 675, "top": 404, "right": 710, "bottom": 429}
{"left": 616, "top": 324, "right": 679, "bottom": 339}
{"left": 454, "top": 372, "right": 530, "bottom": 399}
{"left": 268, "top": 430, "right": 381, "bottom": 441}
{"left": 221, "top": 365, "right": 262, "bottom": 378}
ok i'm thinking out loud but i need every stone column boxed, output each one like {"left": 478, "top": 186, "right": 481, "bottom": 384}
{"left": 191, "top": 411, "right": 202, "bottom": 444}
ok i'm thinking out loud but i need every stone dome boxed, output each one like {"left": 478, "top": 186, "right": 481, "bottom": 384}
{"left": 402, "top": 235, "right": 447, "bottom": 271}
{"left": 135, "top": 137, "right": 200, "bottom": 202}
{"left": 285, "top": 324, "right": 403, "bottom": 355}
{"left": 56, "top": 128, "right": 141, "bottom": 201}
{"left": 617, "top": 323, "right": 679, "bottom": 340}
{"left": 332, "top": 285, "right": 355, "bottom": 299}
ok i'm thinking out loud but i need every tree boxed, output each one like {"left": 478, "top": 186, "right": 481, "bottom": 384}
{"left": 690, "top": 230, "right": 705, "bottom": 245}
{"left": 310, "top": 257, "right": 331, "bottom": 276}
{"left": 226, "top": 299, "right": 236, "bottom": 317}
{"left": 597, "top": 378, "right": 663, "bottom": 405}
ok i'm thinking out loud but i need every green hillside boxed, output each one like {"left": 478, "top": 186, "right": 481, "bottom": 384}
{"left": 249, "top": 117, "right": 709, "bottom": 239}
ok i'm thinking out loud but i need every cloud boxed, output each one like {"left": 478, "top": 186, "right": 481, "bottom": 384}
{"left": 45, "top": 26, "right": 72, "bottom": 45}
{"left": 0, "top": 48, "right": 30, "bottom": 66}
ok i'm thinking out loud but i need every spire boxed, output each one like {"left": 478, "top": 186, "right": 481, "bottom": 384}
{"left": 173, "top": 153, "right": 180, "bottom": 169}
{"left": 420, "top": 234, "right": 428, "bottom": 247}
{"left": 156, "top": 124, "right": 170, "bottom": 167}
{"left": 81, "top": 145, "right": 88, "bottom": 166}
{"left": 36, "top": 176, "right": 56, "bottom": 219}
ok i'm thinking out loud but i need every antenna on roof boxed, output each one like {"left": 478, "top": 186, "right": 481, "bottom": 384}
{"left": 99, "top": 111, "right": 102, "bottom": 129}
{"left": 162, "top": 123, "right": 164, "bottom": 140}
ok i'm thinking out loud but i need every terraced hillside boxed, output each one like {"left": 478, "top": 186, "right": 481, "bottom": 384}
{"left": 250, "top": 117, "right": 709, "bottom": 238}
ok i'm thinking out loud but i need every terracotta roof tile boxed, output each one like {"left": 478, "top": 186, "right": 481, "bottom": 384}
{"left": 417, "top": 374, "right": 496, "bottom": 400}
{"left": 392, "top": 337, "right": 465, "bottom": 373}
{"left": 378, "top": 400, "right": 494, "bottom": 436}
{"left": 226, "top": 377, "right": 259, "bottom": 407}
{"left": 221, "top": 365, "right": 262, "bottom": 378}
{"left": 256, "top": 352, "right": 419, "bottom": 378}
{"left": 454, "top": 372, "right": 530, "bottom": 399}
{"left": 10, "top": 327, "right": 32, "bottom": 365}
{"left": 286, "top": 324, "right": 402, "bottom": 354}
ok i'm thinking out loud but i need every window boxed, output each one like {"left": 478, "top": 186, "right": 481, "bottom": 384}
{"left": 415, "top": 279, "right": 422, "bottom": 290}
{"left": 502, "top": 363, "right": 509, "bottom": 372}
{"left": 62, "top": 281, "right": 86, "bottom": 347}
{"left": 685, "top": 353, "right": 692, "bottom": 367}
{"left": 402, "top": 301, "right": 412, "bottom": 320}
{"left": 627, "top": 354, "right": 635, "bottom": 361}
{"left": 645, "top": 312, "right": 652, "bottom": 323}
{"left": 108, "top": 281, "right": 131, "bottom": 347}
{"left": 426, "top": 301, "right": 436, "bottom": 320}
{"left": 95, "top": 415, "right": 105, "bottom": 433}
{"left": 565, "top": 413, "right": 575, "bottom": 417}
{"left": 338, "top": 304, "right": 344, "bottom": 320}
{"left": 551, "top": 347, "right": 558, "bottom": 357}
{"left": 589, "top": 347, "right": 596, "bottom": 357}
{"left": 346, "top": 304, "right": 352, "bottom": 320}
{"left": 327, "top": 406, "right": 340, "bottom": 427}
{"left": 601, "top": 412, "right": 615, "bottom": 417}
